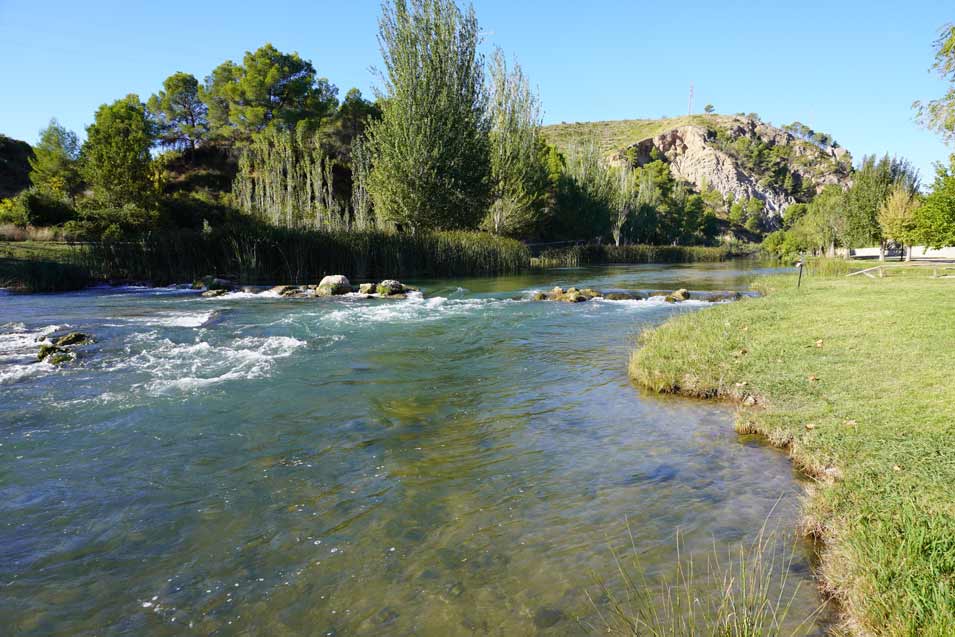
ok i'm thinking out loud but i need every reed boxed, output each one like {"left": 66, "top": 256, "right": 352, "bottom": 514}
{"left": 587, "top": 520, "right": 824, "bottom": 637}
{"left": 76, "top": 227, "right": 530, "bottom": 284}
{"left": 533, "top": 244, "right": 732, "bottom": 268}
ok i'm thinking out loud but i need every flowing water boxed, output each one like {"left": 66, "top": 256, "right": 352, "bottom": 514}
{"left": 1, "top": 263, "right": 827, "bottom": 636}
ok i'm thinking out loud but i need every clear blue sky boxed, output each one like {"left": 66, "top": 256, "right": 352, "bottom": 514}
{"left": 1, "top": 0, "right": 951, "bottom": 181}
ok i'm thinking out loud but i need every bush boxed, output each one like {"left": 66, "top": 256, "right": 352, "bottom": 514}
{"left": 1, "top": 188, "right": 76, "bottom": 227}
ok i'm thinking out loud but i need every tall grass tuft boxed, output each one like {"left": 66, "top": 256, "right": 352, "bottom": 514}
{"left": 77, "top": 228, "right": 530, "bottom": 285}
{"left": 534, "top": 244, "right": 732, "bottom": 268}
{"left": 587, "top": 520, "right": 825, "bottom": 637}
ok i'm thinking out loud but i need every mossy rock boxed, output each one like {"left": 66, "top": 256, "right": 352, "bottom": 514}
{"left": 38, "top": 343, "right": 64, "bottom": 361}
{"left": 201, "top": 289, "right": 228, "bottom": 298}
{"left": 270, "top": 285, "right": 300, "bottom": 296}
{"left": 376, "top": 279, "right": 406, "bottom": 296}
{"left": 670, "top": 288, "right": 690, "bottom": 301}
{"left": 54, "top": 332, "right": 93, "bottom": 347}
{"left": 48, "top": 352, "right": 75, "bottom": 365}
{"left": 358, "top": 283, "right": 376, "bottom": 294}
{"left": 531, "top": 291, "right": 548, "bottom": 301}
{"left": 605, "top": 292, "right": 635, "bottom": 301}
{"left": 560, "top": 291, "right": 587, "bottom": 303}
{"left": 318, "top": 275, "right": 352, "bottom": 296}
{"left": 579, "top": 288, "right": 602, "bottom": 299}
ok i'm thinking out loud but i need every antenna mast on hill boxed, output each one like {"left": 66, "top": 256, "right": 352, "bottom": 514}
{"left": 688, "top": 82, "right": 694, "bottom": 116}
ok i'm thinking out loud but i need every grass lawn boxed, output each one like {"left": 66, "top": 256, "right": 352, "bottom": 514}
{"left": 629, "top": 267, "right": 955, "bottom": 636}
{"left": 0, "top": 240, "right": 90, "bottom": 292}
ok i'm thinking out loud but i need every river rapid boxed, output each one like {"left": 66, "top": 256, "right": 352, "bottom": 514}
{"left": 0, "top": 263, "right": 827, "bottom": 636}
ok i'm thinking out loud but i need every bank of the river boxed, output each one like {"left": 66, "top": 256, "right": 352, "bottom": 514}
{"left": 0, "top": 237, "right": 734, "bottom": 293}
{"left": 630, "top": 267, "right": 955, "bottom": 636}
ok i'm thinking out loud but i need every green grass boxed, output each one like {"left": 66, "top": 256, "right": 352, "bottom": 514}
{"left": 629, "top": 268, "right": 955, "bottom": 636}
{"left": 542, "top": 114, "right": 733, "bottom": 155}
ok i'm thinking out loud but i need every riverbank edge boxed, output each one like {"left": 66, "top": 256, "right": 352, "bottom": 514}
{"left": 627, "top": 271, "right": 955, "bottom": 636}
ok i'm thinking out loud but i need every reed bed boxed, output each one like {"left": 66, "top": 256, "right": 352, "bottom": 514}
{"left": 534, "top": 244, "right": 732, "bottom": 268}
{"left": 77, "top": 228, "right": 531, "bottom": 285}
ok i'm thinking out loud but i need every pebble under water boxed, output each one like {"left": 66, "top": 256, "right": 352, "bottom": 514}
{"left": 0, "top": 263, "right": 829, "bottom": 635}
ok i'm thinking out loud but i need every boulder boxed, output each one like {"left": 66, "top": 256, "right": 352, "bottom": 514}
{"left": 358, "top": 283, "right": 377, "bottom": 295}
{"left": 317, "top": 275, "right": 352, "bottom": 296}
{"left": 376, "top": 279, "right": 405, "bottom": 296}
{"left": 559, "top": 290, "right": 587, "bottom": 303}
{"left": 670, "top": 288, "right": 690, "bottom": 301}
{"left": 193, "top": 275, "right": 236, "bottom": 291}
{"left": 48, "top": 352, "right": 75, "bottom": 365}
{"left": 531, "top": 291, "right": 548, "bottom": 301}
{"left": 38, "top": 343, "right": 65, "bottom": 361}
{"left": 579, "top": 288, "right": 602, "bottom": 299}
{"left": 546, "top": 286, "right": 565, "bottom": 300}
{"left": 201, "top": 289, "right": 228, "bottom": 298}
{"left": 270, "top": 285, "right": 300, "bottom": 296}
{"left": 54, "top": 332, "right": 93, "bottom": 347}
{"left": 604, "top": 292, "right": 635, "bottom": 301}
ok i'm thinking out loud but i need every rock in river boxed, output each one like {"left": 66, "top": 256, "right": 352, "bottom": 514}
{"left": 316, "top": 275, "right": 352, "bottom": 296}
{"left": 54, "top": 332, "right": 93, "bottom": 347}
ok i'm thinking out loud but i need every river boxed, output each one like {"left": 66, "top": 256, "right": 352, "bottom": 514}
{"left": 0, "top": 263, "right": 827, "bottom": 635}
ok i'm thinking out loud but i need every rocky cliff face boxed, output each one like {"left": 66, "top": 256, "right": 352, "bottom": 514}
{"left": 609, "top": 116, "right": 852, "bottom": 218}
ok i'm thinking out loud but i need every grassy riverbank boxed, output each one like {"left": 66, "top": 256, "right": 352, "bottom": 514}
{"left": 629, "top": 267, "right": 955, "bottom": 636}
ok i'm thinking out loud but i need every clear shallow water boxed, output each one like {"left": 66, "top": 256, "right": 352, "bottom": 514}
{"left": 1, "top": 263, "right": 825, "bottom": 635}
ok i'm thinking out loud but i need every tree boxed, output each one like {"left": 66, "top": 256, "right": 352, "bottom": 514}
{"left": 914, "top": 24, "right": 955, "bottom": 143}
{"left": 611, "top": 165, "right": 635, "bottom": 246}
{"left": 201, "top": 43, "right": 339, "bottom": 142}
{"left": 233, "top": 128, "right": 342, "bottom": 229}
{"left": 332, "top": 88, "right": 381, "bottom": 155}
{"left": 844, "top": 154, "right": 918, "bottom": 258}
{"left": 484, "top": 49, "right": 549, "bottom": 237}
{"left": 28, "top": 119, "right": 82, "bottom": 199}
{"left": 147, "top": 72, "right": 208, "bottom": 152}
{"left": 878, "top": 182, "right": 920, "bottom": 260}
{"left": 82, "top": 95, "right": 157, "bottom": 207}
{"left": 912, "top": 158, "right": 955, "bottom": 249}
{"left": 366, "top": 0, "right": 490, "bottom": 231}
{"left": 704, "top": 104, "right": 715, "bottom": 114}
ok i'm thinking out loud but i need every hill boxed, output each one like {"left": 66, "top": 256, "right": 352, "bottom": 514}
{"left": 543, "top": 114, "right": 853, "bottom": 218}
{"left": 0, "top": 135, "right": 33, "bottom": 199}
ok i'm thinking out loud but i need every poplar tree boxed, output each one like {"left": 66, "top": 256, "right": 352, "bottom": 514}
{"left": 484, "top": 49, "right": 549, "bottom": 236}
{"left": 367, "top": 0, "right": 490, "bottom": 231}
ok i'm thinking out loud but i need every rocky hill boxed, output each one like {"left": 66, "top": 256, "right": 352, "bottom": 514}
{"left": 543, "top": 115, "right": 852, "bottom": 218}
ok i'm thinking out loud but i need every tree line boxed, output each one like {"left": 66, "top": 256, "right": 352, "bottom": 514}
{"left": 0, "top": 0, "right": 721, "bottom": 247}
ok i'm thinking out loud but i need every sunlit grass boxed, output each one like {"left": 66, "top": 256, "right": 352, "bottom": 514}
{"left": 629, "top": 268, "right": 955, "bottom": 635}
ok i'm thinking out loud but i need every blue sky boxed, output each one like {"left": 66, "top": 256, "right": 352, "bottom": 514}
{"left": 0, "top": 0, "right": 951, "bottom": 181}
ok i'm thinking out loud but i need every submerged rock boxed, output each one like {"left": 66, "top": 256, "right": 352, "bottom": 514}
{"left": 201, "top": 289, "right": 228, "bottom": 298}
{"left": 270, "top": 285, "right": 301, "bottom": 296}
{"left": 48, "top": 352, "right": 75, "bottom": 365}
{"left": 605, "top": 292, "right": 639, "bottom": 301}
{"left": 37, "top": 343, "right": 65, "bottom": 361}
{"left": 317, "top": 275, "right": 352, "bottom": 296}
{"left": 533, "top": 607, "right": 566, "bottom": 629}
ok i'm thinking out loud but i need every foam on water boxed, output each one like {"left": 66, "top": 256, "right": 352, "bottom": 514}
{"left": 0, "top": 323, "right": 62, "bottom": 385}
{"left": 125, "top": 310, "right": 217, "bottom": 328}
{"left": 320, "top": 292, "right": 513, "bottom": 326}
{"left": 111, "top": 334, "right": 307, "bottom": 396}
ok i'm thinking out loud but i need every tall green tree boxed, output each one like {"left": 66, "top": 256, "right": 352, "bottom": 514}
{"left": 844, "top": 155, "right": 919, "bottom": 256}
{"left": 147, "top": 72, "right": 208, "bottom": 151}
{"left": 914, "top": 24, "right": 955, "bottom": 143}
{"left": 484, "top": 49, "right": 549, "bottom": 237}
{"left": 201, "top": 43, "right": 339, "bottom": 142}
{"left": 912, "top": 158, "right": 955, "bottom": 249}
{"left": 367, "top": 0, "right": 490, "bottom": 231}
{"left": 333, "top": 88, "right": 382, "bottom": 154}
{"left": 82, "top": 95, "right": 157, "bottom": 207}
{"left": 879, "top": 182, "right": 920, "bottom": 259}
{"left": 28, "top": 119, "right": 82, "bottom": 199}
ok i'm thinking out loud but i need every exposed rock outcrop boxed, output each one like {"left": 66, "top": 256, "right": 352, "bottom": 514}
{"left": 608, "top": 116, "right": 852, "bottom": 220}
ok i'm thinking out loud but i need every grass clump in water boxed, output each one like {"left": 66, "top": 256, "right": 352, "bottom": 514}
{"left": 588, "top": 520, "right": 824, "bottom": 637}
{"left": 629, "top": 267, "right": 955, "bottom": 636}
